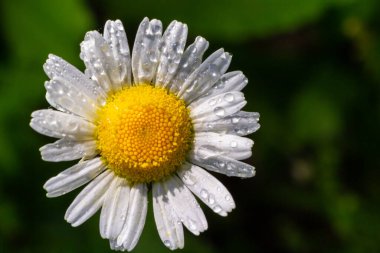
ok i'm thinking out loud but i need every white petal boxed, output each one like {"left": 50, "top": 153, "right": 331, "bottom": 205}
{"left": 178, "top": 49, "right": 231, "bottom": 104}
{"left": 109, "top": 239, "right": 126, "bottom": 251}
{"left": 103, "top": 19, "right": 132, "bottom": 89}
{"left": 152, "top": 182, "right": 184, "bottom": 250}
{"left": 178, "top": 163, "right": 235, "bottom": 216}
{"left": 30, "top": 109, "right": 96, "bottom": 140}
{"left": 100, "top": 178, "right": 130, "bottom": 240}
{"left": 193, "top": 111, "right": 260, "bottom": 136}
{"left": 81, "top": 31, "right": 123, "bottom": 93}
{"left": 132, "top": 18, "right": 162, "bottom": 84}
{"left": 193, "top": 71, "right": 248, "bottom": 104}
{"left": 39, "top": 139, "right": 97, "bottom": 162}
{"left": 45, "top": 78, "right": 99, "bottom": 120}
{"left": 194, "top": 132, "right": 253, "bottom": 160}
{"left": 189, "top": 92, "right": 247, "bottom": 123}
{"left": 43, "top": 157, "right": 106, "bottom": 197}
{"left": 170, "top": 36, "right": 209, "bottom": 94}
{"left": 188, "top": 148, "right": 255, "bottom": 178}
{"left": 117, "top": 183, "right": 148, "bottom": 251}
{"left": 162, "top": 176, "right": 207, "bottom": 236}
{"left": 155, "top": 20, "right": 188, "bottom": 89}
{"left": 64, "top": 170, "right": 114, "bottom": 227}
{"left": 43, "top": 54, "right": 106, "bottom": 102}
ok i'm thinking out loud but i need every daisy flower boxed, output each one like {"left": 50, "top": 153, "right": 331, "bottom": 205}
{"left": 30, "top": 17, "right": 260, "bottom": 251}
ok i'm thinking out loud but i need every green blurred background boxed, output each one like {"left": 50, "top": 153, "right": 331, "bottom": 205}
{"left": 0, "top": 0, "right": 379, "bottom": 252}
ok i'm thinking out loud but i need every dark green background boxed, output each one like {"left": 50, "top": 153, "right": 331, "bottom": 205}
{"left": 0, "top": 0, "right": 379, "bottom": 252}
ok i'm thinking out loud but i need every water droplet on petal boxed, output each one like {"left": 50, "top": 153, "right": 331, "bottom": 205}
{"left": 218, "top": 162, "right": 226, "bottom": 168}
{"left": 214, "top": 107, "right": 225, "bottom": 117}
{"left": 208, "top": 98, "right": 217, "bottom": 106}
{"left": 232, "top": 117, "right": 240, "bottom": 124}
{"left": 200, "top": 189, "right": 208, "bottom": 199}
{"left": 164, "top": 240, "right": 173, "bottom": 249}
{"left": 224, "top": 93, "right": 234, "bottom": 102}
{"left": 213, "top": 205, "right": 222, "bottom": 213}
{"left": 208, "top": 194, "right": 215, "bottom": 205}
{"left": 188, "top": 218, "right": 197, "bottom": 231}
{"left": 230, "top": 141, "right": 237, "bottom": 148}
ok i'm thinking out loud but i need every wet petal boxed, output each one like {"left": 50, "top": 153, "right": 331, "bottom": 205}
{"left": 170, "top": 36, "right": 209, "bottom": 94}
{"left": 190, "top": 92, "right": 247, "bottom": 123}
{"left": 188, "top": 148, "right": 255, "bottom": 178}
{"left": 153, "top": 182, "right": 184, "bottom": 250}
{"left": 64, "top": 170, "right": 114, "bottom": 227}
{"left": 194, "top": 111, "right": 260, "bottom": 136}
{"left": 43, "top": 54, "right": 106, "bottom": 102}
{"left": 30, "top": 109, "right": 95, "bottom": 140}
{"left": 103, "top": 19, "right": 132, "bottom": 89}
{"left": 100, "top": 178, "right": 130, "bottom": 240}
{"left": 155, "top": 20, "right": 187, "bottom": 89}
{"left": 178, "top": 163, "right": 235, "bottom": 216}
{"left": 178, "top": 49, "right": 231, "bottom": 104}
{"left": 117, "top": 183, "right": 148, "bottom": 251}
{"left": 132, "top": 18, "right": 162, "bottom": 84}
{"left": 194, "top": 132, "right": 253, "bottom": 160}
{"left": 193, "top": 71, "right": 248, "bottom": 104}
{"left": 81, "top": 31, "right": 121, "bottom": 93}
{"left": 45, "top": 79, "right": 99, "bottom": 120}
{"left": 43, "top": 157, "right": 106, "bottom": 197}
{"left": 161, "top": 176, "right": 207, "bottom": 236}
{"left": 40, "top": 139, "right": 97, "bottom": 162}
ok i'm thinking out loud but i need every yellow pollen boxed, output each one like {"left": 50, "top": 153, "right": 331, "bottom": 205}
{"left": 96, "top": 84, "right": 193, "bottom": 183}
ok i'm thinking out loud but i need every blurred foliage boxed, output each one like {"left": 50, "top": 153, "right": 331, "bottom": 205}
{"left": 0, "top": 0, "right": 379, "bottom": 253}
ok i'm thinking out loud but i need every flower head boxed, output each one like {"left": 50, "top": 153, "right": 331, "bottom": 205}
{"left": 30, "top": 18, "right": 260, "bottom": 251}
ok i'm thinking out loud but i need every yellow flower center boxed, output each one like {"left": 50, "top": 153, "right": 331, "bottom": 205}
{"left": 96, "top": 84, "right": 193, "bottom": 183}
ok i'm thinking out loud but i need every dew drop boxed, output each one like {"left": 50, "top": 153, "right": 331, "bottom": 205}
{"left": 67, "top": 122, "right": 79, "bottom": 132}
{"left": 225, "top": 195, "right": 231, "bottom": 201}
{"left": 218, "top": 162, "right": 226, "bottom": 168}
{"left": 188, "top": 219, "right": 197, "bottom": 231}
{"left": 152, "top": 24, "right": 162, "bottom": 34}
{"left": 208, "top": 98, "right": 217, "bottom": 106}
{"left": 215, "top": 81, "right": 225, "bottom": 90}
{"left": 182, "top": 174, "right": 196, "bottom": 186}
{"left": 208, "top": 194, "right": 215, "bottom": 205}
{"left": 200, "top": 189, "right": 208, "bottom": 199}
{"left": 230, "top": 141, "right": 238, "bottom": 148}
{"left": 213, "top": 205, "right": 222, "bottom": 213}
{"left": 214, "top": 107, "right": 225, "bottom": 117}
{"left": 236, "top": 129, "right": 247, "bottom": 135}
{"left": 232, "top": 117, "right": 240, "bottom": 124}
{"left": 224, "top": 93, "right": 234, "bottom": 102}
{"left": 149, "top": 53, "right": 158, "bottom": 63}
{"left": 164, "top": 240, "right": 173, "bottom": 249}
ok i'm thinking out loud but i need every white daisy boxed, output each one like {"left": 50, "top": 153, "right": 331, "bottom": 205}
{"left": 30, "top": 18, "right": 260, "bottom": 251}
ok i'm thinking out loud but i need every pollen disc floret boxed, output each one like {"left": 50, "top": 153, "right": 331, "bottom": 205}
{"left": 96, "top": 84, "right": 193, "bottom": 183}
